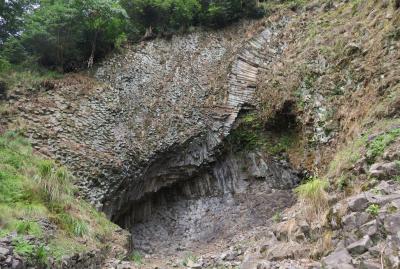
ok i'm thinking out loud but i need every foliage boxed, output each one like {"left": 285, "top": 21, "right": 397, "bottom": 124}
{"left": 0, "top": 0, "right": 39, "bottom": 43}
{"left": 366, "top": 204, "right": 380, "bottom": 217}
{"left": 182, "top": 252, "right": 198, "bottom": 266}
{"left": 1, "top": 0, "right": 265, "bottom": 71}
{"left": 295, "top": 177, "right": 329, "bottom": 219}
{"left": 0, "top": 131, "right": 117, "bottom": 263}
{"left": 366, "top": 128, "right": 400, "bottom": 164}
{"left": 129, "top": 250, "right": 143, "bottom": 265}
{"left": 121, "top": 0, "right": 264, "bottom": 35}
{"left": 13, "top": 237, "right": 49, "bottom": 266}
{"left": 272, "top": 212, "right": 282, "bottom": 223}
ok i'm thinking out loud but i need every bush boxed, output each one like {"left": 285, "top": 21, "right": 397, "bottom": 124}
{"left": 0, "top": 58, "right": 11, "bottom": 73}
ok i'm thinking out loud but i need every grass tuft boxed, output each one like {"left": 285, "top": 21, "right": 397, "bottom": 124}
{"left": 295, "top": 177, "right": 329, "bottom": 220}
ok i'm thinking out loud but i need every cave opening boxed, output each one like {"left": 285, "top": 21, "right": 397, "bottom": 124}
{"left": 264, "top": 100, "right": 300, "bottom": 136}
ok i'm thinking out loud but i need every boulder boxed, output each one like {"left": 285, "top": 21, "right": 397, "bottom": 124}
{"left": 347, "top": 235, "right": 373, "bottom": 255}
{"left": 359, "top": 220, "right": 378, "bottom": 238}
{"left": 359, "top": 260, "right": 380, "bottom": 269}
{"left": 342, "top": 212, "right": 370, "bottom": 231}
{"left": 0, "top": 247, "right": 11, "bottom": 256}
{"left": 348, "top": 195, "right": 369, "bottom": 212}
{"left": 369, "top": 162, "right": 400, "bottom": 179}
{"left": 322, "top": 249, "right": 353, "bottom": 268}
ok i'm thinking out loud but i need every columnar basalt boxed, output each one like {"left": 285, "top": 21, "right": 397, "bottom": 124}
{"left": 5, "top": 17, "right": 298, "bottom": 256}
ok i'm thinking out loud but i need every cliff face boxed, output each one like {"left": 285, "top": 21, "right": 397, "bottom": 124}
{"left": 5, "top": 0, "right": 400, "bottom": 268}
{"left": 9, "top": 17, "right": 296, "bottom": 220}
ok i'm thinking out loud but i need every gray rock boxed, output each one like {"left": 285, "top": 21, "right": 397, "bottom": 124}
{"left": 348, "top": 195, "right": 369, "bottom": 212}
{"left": 342, "top": 212, "right": 370, "bottom": 231}
{"left": 256, "top": 261, "right": 272, "bottom": 269}
{"left": 359, "top": 220, "right": 378, "bottom": 237}
{"left": 0, "top": 247, "right": 11, "bottom": 256}
{"left": 346, "top": 235, "right": 373, "bottom": 255}
{"left": 359, "top": 260, "right": 380, "bottom": 269}
{"left": 369, "top": 162, "right": 400, "bottom": 179}
{"left": 322, "top": 249, "right": 352, "bottom": 266}
{"left": 11, "top": 259, "right": 23, "bottom": 269}
{"left": 384, "top": 212, "right": 400, "bottom": 235}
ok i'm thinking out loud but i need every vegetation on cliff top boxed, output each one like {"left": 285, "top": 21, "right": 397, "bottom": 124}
{"left": 0, "top": 0, "right": 265, "bottom": 73}
{"left": 0, "top": 131, "right": 117, "bottom": 266}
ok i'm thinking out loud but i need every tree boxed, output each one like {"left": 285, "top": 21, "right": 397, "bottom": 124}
{"left": 19, "top": 0, "right": 128, "bottom": 71}
{"left": 72, "top": 0, "right": 128, "bottom": 68}
{"left": 0, "top": 0, "right": 39, "bottom": 43}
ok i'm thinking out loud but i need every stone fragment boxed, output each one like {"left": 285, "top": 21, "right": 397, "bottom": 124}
{"left": 342, "top": 212, "right": 370, "bottom": 231}
{"left": 359, "top": 260, "right": 380, "bottom": 269}
{"left": 0, "top": 247, "right": 11, "bottom": 256}
{"left": 322, "top": 249, "right": 353, "bottom": 268}
{"left": 384, "top": 212, "right": 400, "bottom": 235}
{"left": 11, "top": 259, "right": 23, "bottom": 269}
{"left": 348, "top": 195, "right": 369, "bottom": 212}
{"left": 369, "top": 162, "right": 400, "bottom": 179}
{"left": 346, "top": 235, "right": 373, "bottom": 255}
{"left": 360, "top": 220, "right": 378, "bottom": 238}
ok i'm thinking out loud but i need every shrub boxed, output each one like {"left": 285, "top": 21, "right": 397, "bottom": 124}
{"left": 0, "top": 58, "right": 11, "bottom": 73}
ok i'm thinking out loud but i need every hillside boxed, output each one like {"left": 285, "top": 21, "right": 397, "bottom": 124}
{"left": 1, "top": 0, "right": 400, "bottom": 268}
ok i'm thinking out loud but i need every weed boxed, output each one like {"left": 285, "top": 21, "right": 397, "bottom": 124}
{"left": 34, "top": 244, "right": 49, "bottom": 266}
{"left": 15, "top": 220, "right": 43, "bottom": 237}
{"left": 295, "top": 177, "right": 329, "bottom": 220}
{"left": 0, "top": 132, "right": 115, "bottom": 263}
{"left": 336, "top": 176, "right": 348, "bottom": 191}
{"left": 366, "top": 128, "right": 400, "bottom": 164}
{"left": 129, "top": 250, "right": 143, "bottom": 265}
{"left": 388, "top": 205, "right": 397, "bottom": 214}
{"left": 366, "top": 204, "right": 380, "bottom": 217}
{"left": 182, "top": 252, "right": 198, "bottom": 266}
{"left": 13, "top": 237, "right": 35, "bottom": 256}
{"left": 272, "top": 212, "right": 282, "bottom": 223}
{"left": 56, "top": 214, "right": 89, "bottom": 237}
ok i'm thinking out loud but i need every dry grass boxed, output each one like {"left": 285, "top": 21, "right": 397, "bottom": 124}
{"left": 295, "top": 177, "right": 329, "bottom": 222}
{"left": 255, "top": 0, "right": 400, "bottom": 175}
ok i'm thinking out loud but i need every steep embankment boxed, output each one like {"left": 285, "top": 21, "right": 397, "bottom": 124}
{"left": 1, "top": 0, "right": 400, "bottom": 268}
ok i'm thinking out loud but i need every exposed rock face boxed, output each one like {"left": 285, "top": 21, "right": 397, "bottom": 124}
{"left": 9, "top": 18, "right": 292, "bottom": 220}
{"left": 6, "top": 15, "right": 298, "bottom": 264}
{"left": 95, "top": 18, "right": 290, "bottom": 221}
{"left": 117, "top": 151, "right": 299, "bottom": 254}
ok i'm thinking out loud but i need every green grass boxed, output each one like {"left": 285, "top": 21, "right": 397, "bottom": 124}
{"left": 295, "top": 177, "right": 329, "bottom": 218}
{"left": 129, "top": 250, "right": 143, "bottom": 265}
{"left": 227, "top": 112, "right": 298, "bottom": 155}
{"left": 0, "top": 131, "right": 117, "bottom": 265}
{"left": 295, "top": 177, "right": 329, "bottom": 203}
{"left": 13, "top": 237, "right": 49, "bottom": 267}
{"left": 366, "top": 128, "right": 400, "bottom": 164}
